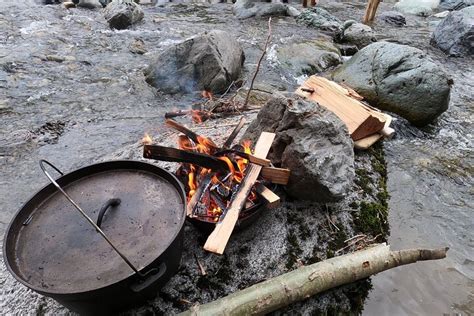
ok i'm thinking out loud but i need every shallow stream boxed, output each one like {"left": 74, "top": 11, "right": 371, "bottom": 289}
{"left": 0, "top": 0, "right": 472, "bottom": 314}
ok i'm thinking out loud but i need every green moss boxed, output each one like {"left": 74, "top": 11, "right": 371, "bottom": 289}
{"left": 356, "top": 201, "right": 388, "bottom": 236}
{"left": 355, "top": 168, "right": 373, "bottom": 195}
{"left": 326, "top": 249, "right": 335, "bottom": 259}
{"left": 286, "top": 228, "right": 303, "bottom": 269}
{"left": 329, "top": 225, "right": 348, "bottom": 252}
{"left": 349, "top": 201, "right": 359, "bottom": 209}
{"left": 347, "top": 279, "right": 373, "bottom": 314}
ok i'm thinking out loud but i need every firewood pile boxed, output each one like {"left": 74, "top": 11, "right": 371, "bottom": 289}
{"left": 143, "top": 118, "right": 289, "bottom": 254}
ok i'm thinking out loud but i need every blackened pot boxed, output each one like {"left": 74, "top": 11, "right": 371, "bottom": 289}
{"left": 3, "top": 160, "right": 186, "bottom": 315}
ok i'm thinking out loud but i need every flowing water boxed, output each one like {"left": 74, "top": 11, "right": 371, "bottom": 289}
{"left": 0, "top": 0, "right": 472, "bottom": 314}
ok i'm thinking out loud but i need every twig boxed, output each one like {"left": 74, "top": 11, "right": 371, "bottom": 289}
{"left": 244, "top": 17, "right": 272, "bottom": 108}
{"left": 194, "top": 254, "right": 207, "bottom": 276}
{"left": 223, "top": 117, "right": 246, "bottom": 148}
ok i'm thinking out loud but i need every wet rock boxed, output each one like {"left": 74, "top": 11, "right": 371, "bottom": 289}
{"left": 431, "top": 6, "right": 474, "bottom": 56}
{"left": 296, "top": 7, "right": 343, "bottom": 34}
{"left": 75, "top": 0, "right": 103, "bottom": 9}
{"left": 129, "top": 38, "right": 147, "bottom": 54}
{"left": 337, "top": 43, "right": 358, "bottom": 56}
{"left": 232, "top": 0, "right": 300, "bottom": 19}
{"left": 378, "top": 11, "right": 406, "bottom": 26}
{"left": 277, "top": 40, "right": 342, "bottom": 76}
{"left": 333, "top": 42, "right": 451, "bottom": 126}
{"left": 439, "top": 0, "right": 474, "bottom": 11}
{"left": 244, "top": 94, "right": 354, "bottom": 202}
{"left": 144, "top": 30, "right": 245, "bottom": 94}
{"left": 103, "top": 0, "right": 144, "bottom": 30}
{"left": 394, "top": 0, "right": 440, "bottom": 16}
{"left": 340, "top": 22, "right": 377, "bottom": 49}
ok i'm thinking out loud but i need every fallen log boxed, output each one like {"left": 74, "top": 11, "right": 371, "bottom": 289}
{"left": 179, "top": 243, "right": 448, "bottom": 315}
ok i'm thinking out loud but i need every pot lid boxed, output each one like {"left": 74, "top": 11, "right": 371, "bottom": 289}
{"left": 4, "top": 161, "right": 185, "bottom": 294}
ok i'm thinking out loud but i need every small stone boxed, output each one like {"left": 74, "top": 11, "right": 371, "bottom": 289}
{"left": 296, "top": 7, "right": 343, "bottom": 35}
{"left": 438, "top": 0, "right": 474, "bottom": 11}
{"left": 232, "top": 0, "right": 299, "bottom": 19}
{"left": 76, "top": 0, "right": 103, "bottom": 9}
{"left": 45, "top": 55, "right": 66, "bottom": 62}
{"left": 129, "top": 38, "right": 147, "bottom": 54}
{"left": 378, "top": 11, "right": 406, "bottom": 26}
{"left": 62, "top": 1, "right": 76, "bottom": 9}
{"left": 340, "top": 22, "right": 377, "bottom": 49}
{"left": 394, "top": 0, "right": 440, "bottom": 16}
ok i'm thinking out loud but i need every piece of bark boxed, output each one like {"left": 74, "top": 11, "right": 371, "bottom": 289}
{"left": 296, "top": 76, "right": 386, "bottom": 141}
{"left": 256, "top": 184, "right": 280, "bottom": 209}
{"left": 260, "top": 167, "right": 290, "bottom": 185}
{"left": 203, "top": 132, "right": 276, "bottom": 255}
{"left": 143, "top": 145, "right": 228, "bottom": 171}
{"left": 179, "top": 243, "right": 448, "bottom": 315}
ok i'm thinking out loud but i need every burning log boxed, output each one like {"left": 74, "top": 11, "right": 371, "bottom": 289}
{"left": 187, "top": 173, "right": 215, "bottom": 217}
{"left": 166, "top": 119, "right": 219, "bottom": 150}
{"left": 215, "top": 149, "right": 271, "bottom": 167}
{"left": 178, "top": 244, "right": 448, "bottom": 315}
{"left": 143, "top": 145, "right": 229, "bottom": 171}
{"left": 204, "top": 132, "right": 276, "bottom": 255}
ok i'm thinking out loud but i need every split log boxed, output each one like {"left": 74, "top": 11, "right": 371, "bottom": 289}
{"left": 363, "top": 0, "right": 381, "bottom": 24}
{"left": 143, "top": 145, "right": 229, "bottom": 171}
{"left": 179, "top": 244, "right": 448, "bottom": 315}
{"left": 215, "top": 149, "right": 271, "bottom": 167}
{"left": 187, "top": 173, "right": 214, "bottom": 217}
{"left": 203, "top": 132, "right": 276, "bottom": 254}
{"left": 296, "top": 76, "right": 386, "bottom": 141}
{"left": 260, "top": 167, "right": 290, "bottom": 185}
{"left": 256, "top": 184, "right": 280, "bottom": 209}
{"left": 354, "top": 113, "right": 394, "bottom": 150}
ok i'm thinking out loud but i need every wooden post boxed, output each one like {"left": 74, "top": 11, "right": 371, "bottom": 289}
{"left": 363, "top": 0, "right": 381, "bottom": 24}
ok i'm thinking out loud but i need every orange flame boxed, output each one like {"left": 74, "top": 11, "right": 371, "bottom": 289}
{"left": 142, "top": 133, "right": 153, "bottom": 145}
{"left": 201, "top": 90, "right": 213, "bottom": 100}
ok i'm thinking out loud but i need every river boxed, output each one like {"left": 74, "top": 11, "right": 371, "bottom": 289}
{"left": 0, "top": 0, "right": 472, "bottom": 315}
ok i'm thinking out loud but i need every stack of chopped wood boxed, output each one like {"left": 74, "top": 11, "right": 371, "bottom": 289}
{"left": 296, "top": 76, "right": 395, "bottom": 149}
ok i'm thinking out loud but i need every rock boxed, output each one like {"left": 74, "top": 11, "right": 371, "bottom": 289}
{"left": 337, "top": 43, "right": 359, "bottom": 56}
{"left": 103, "top": 0, "right": 144, "bottom": 30}
{"left": 378, "top": 11, "right": 406, "bottom": 26}
{"left": 144, "top": 30, "right": 245, "bottom": 94}
{"left": 394, "top": 0, "right": 440, "bottom": 16}
{"left": 340, "top": 22, "right": 377, "bottom": 49}
{"left": 243, "top": 94, "right": 354, "bottom": 202}
{"left": 75, "top": 0, "right": 103, "bottom": 9}
{"left": 431, "top": 6, "right": 474, "bottom": 56}
{"left": 433, "top": 10, "right": 451, "bottom": 17}
{"left": 296, "top": 7, "right": 343, "bottom": 34}
{"left": 232, "top": 0, "right": 300, "bottom": 19}
{"left": 62, "top": 1, "right": 76, "bottom": 9}
{"left": 277, "top": 40, "right": 342, "bottom": 76}
{"left": 333, "top": 42, "right": 451, "bottom": 126}
{"left": 129, "top": 38, "right": 147, "bottom": 54}
{"left": 439, "top": 0, "right": 474, "bottom": 11}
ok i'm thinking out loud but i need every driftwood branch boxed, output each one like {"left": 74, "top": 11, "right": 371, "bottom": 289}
{"left": 179, "top": 244, "right": 448, "bottom": 315}
{"left": 223, "top": 117, "right": 246, "bottom": 149}
{"left": 244, "top": 17, "right": 272, "bottom": 108}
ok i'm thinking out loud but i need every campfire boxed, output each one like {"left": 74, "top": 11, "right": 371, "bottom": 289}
{"left": 142, "top": 118, "right": 289, "bottom": 254}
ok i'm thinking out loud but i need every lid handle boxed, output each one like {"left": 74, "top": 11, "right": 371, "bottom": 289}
{"left": 39, "top": 160, "right": 146, "bottom": 277}
{"left": 97, "top": 198, "right": 121, "bottom": 228}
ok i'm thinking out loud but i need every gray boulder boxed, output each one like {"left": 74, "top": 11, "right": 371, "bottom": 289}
{"left": 296, "top": 7, "right": 343, "bottom": 34}
{"left": 431, "top": 6, "right": 474, "bottom": 56}
{"left": 232, "top": 0, "right": 300, "bottom": 19}
{"left": 333, "top": 42, "right": 451, "bottom": 126}
{"left": 394, "top": 0, "right": 439, "bottom": 16}
{"left": 439, "top": 0, "right": 474, "bottom": 11}
{"left": 103, "top": 0, "right": 144, "bottom": 30}
{"left": 277, "top": 40, "right": 342, "bottom": 76}
{"left": 341, "top": 22, "right": 377, "bottom": 49}
{"left": 144, "top": 30, "right": 245, "bottom": 94}
{"left": 379, "top": 11, "right": 406, "bottom": 26}
{"left": 244, "top": 94, "right": 354, "bottom": 202}
{"left": 74, "top": 0, "right": 102, "bottom": 8}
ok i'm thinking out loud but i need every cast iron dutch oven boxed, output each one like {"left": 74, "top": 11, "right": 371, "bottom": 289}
{"left": 3, "top": 160, "right": 186, "bottom": 315}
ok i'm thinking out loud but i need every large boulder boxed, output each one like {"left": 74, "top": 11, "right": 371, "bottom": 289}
{"left": 277, "top": 40, "right": 342, "bottom": 76}
{"left": 144, "top": 30, "right": 245, "bottom": 94}
{"left": 431, "top": 6, "right": 474, "bottom": 56}
{"left": 394, "top": 0, "right": 440, "bottom": 16}
{"left": 378, "top": 11, "right": 406, "bottom": 27}
{"left": 244, "top": 94, "right": 354, "bottom": 202}
{"left": 232, "top": 0, "right": 300, "bottom": 19}
{"left": 296, "top": 7, "right": 343, "bottom": 34}
{"left": 103, "top": 0, "right": 144, "bottom": 30}
{"left": 333, "top": 42, "right": 451, "bottom": 126}
{"left": 439, "top": 0, "right": 474, "bottom": 11}
{"left": 340, "top": 22, "right": 377, "bottom": 49}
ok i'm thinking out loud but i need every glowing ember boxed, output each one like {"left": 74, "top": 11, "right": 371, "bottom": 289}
{"left": 201, "top": 90, "right": 213, "bottom": 100}
{"left": 141, "top": 133, "right": 153, "bottom": 145}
